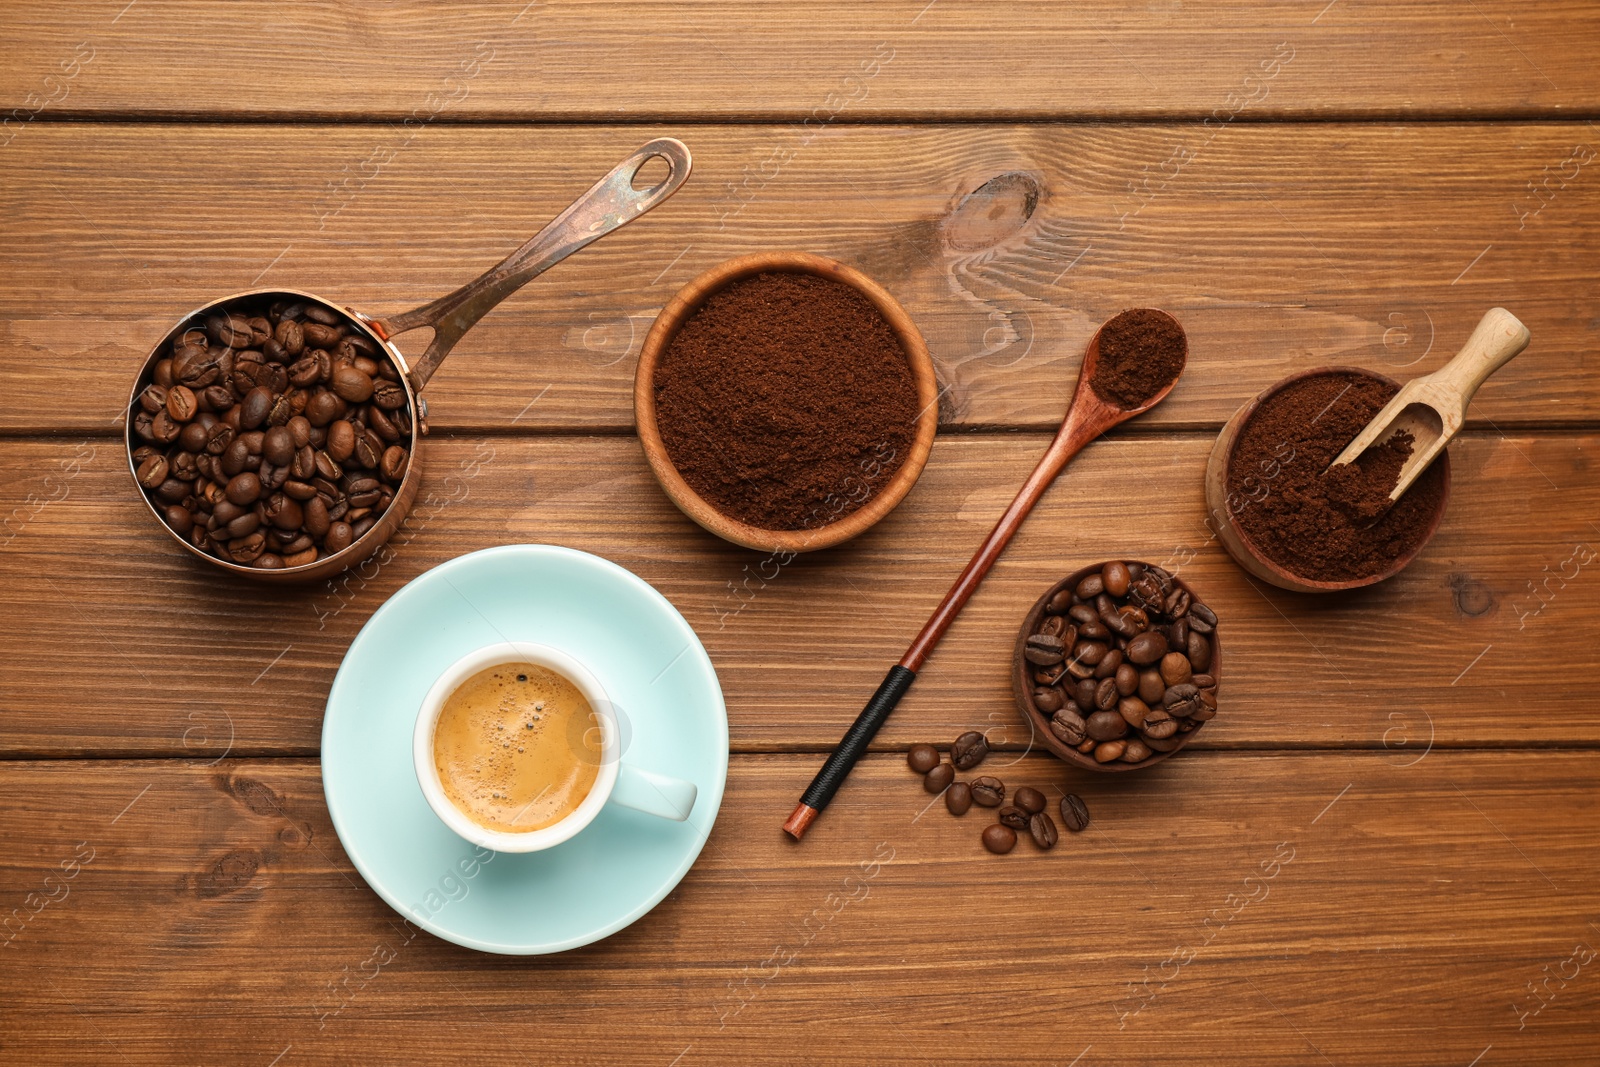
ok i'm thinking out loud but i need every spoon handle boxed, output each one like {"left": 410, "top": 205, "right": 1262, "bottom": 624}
{"left": 1422, "top": 307, "right": 1529, "bottom": 422}
{"left": 782, "top": 411, "right": 1105, "bottom": 841}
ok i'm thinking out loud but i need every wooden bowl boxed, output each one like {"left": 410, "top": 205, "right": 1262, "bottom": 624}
{"left": 1013, "top": 563, "right": 1220, "bottom": 773}
{"left": 1203, "top": 366, "right": 1452, "bottom": 593}
{"left": 633, "top": 251, "right": 939, "bottom": 553}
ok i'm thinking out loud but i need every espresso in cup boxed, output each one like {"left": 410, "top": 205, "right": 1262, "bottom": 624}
{"left": 432, "top": 662, "right": 601, "bottom": 833}
{"left": 415, "top": 640, "right": 698, "bottom": 854}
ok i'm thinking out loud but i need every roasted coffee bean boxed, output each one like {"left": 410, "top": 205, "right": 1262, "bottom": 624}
{"left": 1046, "top": 589, "right": 1074, "bottom": 614}
{"left": 924, "top": 762, "right": 955, "bottom": 793}
{"left": 1024, "top": 633, "right": 1065, "bottom": 666}
{"left": 1164, "top": 586, "right": 1192, "bottom": 619}
{"left": 1160, "top": 652, "right": 1192, "bottom": 686}
{"left": 155, "top": 478, "right": 188, "bottom": 504}
{"left": 1138, "top": 668, "right": 1166, "bottom": 705}
{"left": 292, "top": 445, "right": 316, "bottom": 481}
{"left": 1187, "top": 602, "right": 1216, "bottom": 633}
{"left": 263, "top": 425, "right": 295, "bottom": 466}
{"left": 1050, "top": 708, "right": 1087, "bottom": 746}
{"left": 151, "top": 410, "right": 182, "bottom": 444}
{"left": 1038, "top": 614, "right": 1068, "bottom": 639}
{"left": 1072, "top": 641, "right": 1108, "bottom": 667}
{"left": 1059, "top": 793, "right": 1090, "bottom": 832}
{"left": 371, "top": 379, "right": 406, "bottom": 410}
{"left": 368, "top": 405, "right": 402, "bottom": 443}
{"left": 1118, "top": 605, "right": 1149, "bottom": 634}
{"left": 970, "top": 777, "right": 1005, "bottom": 807}
{"left": 1028, "top": 812, "right": 1058, "bottom": 849}
{"left": 354, "top": 430, "right": 382, "bottom": 470}
{"left": 1164, "top": 684, "right": 1202, "bottom": 718}
{"left": 981, "top": 824, "right": 1017, "bottom": 854}
{"left": 1035, "top": 662, "right": 1068, "bottom": 686}
{"left": 228, "top": 531, "right": 267, "bottom": 563}
{"left": 1167, "top": 617, "right": 1190, "bottom": 654}
{"left": 314, "top": 451, "right": 343, "bottom": 482}
{"left": 201, "top": 384, "right": 234, "bottom": 412}
{"left": 1092, "top": 648, "right": 1123, "bottom": 679}
{"left": 1086, "top": 710, "right": 1127, "bottom": 742}
{"left": 951, "top": 731, "right": 988, "bottom": 770}
{"left": 1187, "top": 632, "right": 1213, "bottom": 671}
{"left": 324, "top": 522, "right": 354, "bottom": 554}
{"left": 1067, "top": 604, "right": 1097, "bottom": 627}
{"left": 1122, "top": 739, "right": 1152, "bottom": 763}
{"left": 1075, "top": 573, "right": 1104, "bottom": 599}
{"left": 1013, "top": 786, "right": 1046, "bottom": 815}
{"left": 1141, "top": 707, "right": 1177, "bottom": 739}
{"left": 135, "top": 454, "right": 169, "bottom": 489}
{"left": 1074, "top": 677, "right": 1098, "bottom": 711}
{"left": 1033, "top": 687, "right": 1065, "bottom": 713}
{"left": 1125, "top": 630, "right": 1169, "bottom": 665}
{"left": 326, "top": 420, "right": 356, "bottom": 462}
{"left": 303, "top": 495, "right": 330, "bottom": 538}
{"left": 1094, "top": 740, "right": 1126, "bottom": 763}
{"left": 945, "top": 781, "right": 973, "bottom": 816}
{"left": 998, "top": 805, "right": 1030, "bottom": 831}
{"left": 1094, "top": 677, "right": 1118, "bottom": 711}
{"left": 225, "top": 472, "right": 261, "bottom": 505}
{"left": 138, "top": 384, "right": 168, "bottom": 413}
{"left": 288, "top": 351, "right": 330, "bottom": 388}
{"left": 302, "top": 321, "right": 343, "bottom": 349}
{"left": 264, "top": 494, "right": 304, "bottom": 531}
{"left": 163, "top": 505, "right": 193, "bottom": 535}
{"left": 907, "top": 743, "right": 940, "bottom": 774}
{"left": 1191, "top": 674, "right": 1215, "bottom": 690}
{"left": 331, "top": 365, "right": 374, "bottom": 403}
{"left": 305, "top": 390, "right": 343, "bottom": 427}
{"left": 274, "top": 318, "right": 305, "bottom": 356}
{"left": 1118, "top": 696, "right": 1149, "bottom": 729}
{"left": 1101, "top": 559, "right": 1131, "bottom": 597}
{"left": 1115, "top": 662, "right": 1140, "bottom": 697}
{"left": 165, "top": 385, "right": 198, "bottom": 422}
{"left": 1128, "top": 574, "right": 1165, "bottom": 613}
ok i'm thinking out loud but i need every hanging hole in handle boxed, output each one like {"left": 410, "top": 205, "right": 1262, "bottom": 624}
{"left": 631, "top": 154, "right": 673, "bottom": 193}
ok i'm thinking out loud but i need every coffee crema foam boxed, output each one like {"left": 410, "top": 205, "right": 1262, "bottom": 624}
{"left": 432, "top": 662, "right": 601, "bottom": 833}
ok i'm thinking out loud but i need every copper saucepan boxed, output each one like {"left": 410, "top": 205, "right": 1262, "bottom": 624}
{"left": 124, "top": 138, "right": 691, "bottom": 583}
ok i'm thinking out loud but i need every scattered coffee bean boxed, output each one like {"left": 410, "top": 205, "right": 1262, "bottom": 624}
{"left": 1028, "top": 812, "right": 1058, "bottom": 849}
{"left": 970, "top": 776, "right": 1005, "bottom": 807}
{"left": 1013, "top": 786, "right": 1045, "bottom": 815}
{"left": 951, "top": 730, "right": 989, "bottom": 770}
{"left": 945, "top": 781, "right": 973, "bottom": 816}
{"left": 130, "top": 296, "right": 411, "bottom": 569}
{"left": 924, "top": 762, "right": 955, "bottom": 793}
{"left": 982, "top": 824, "right": 1017, "bottom": 854}
{"left": 1059, "top": 793, "right": 1090, "bottom": 832}
{"left": 907, "top": 743, "right": 940, "bottom": 774}
{"left": 998, "top": 804, "right": 1030, "bottom": 830}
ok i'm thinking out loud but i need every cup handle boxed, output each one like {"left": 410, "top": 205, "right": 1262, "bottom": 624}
{"left": 609, "top": 763, "right": 697, "bottom": 821}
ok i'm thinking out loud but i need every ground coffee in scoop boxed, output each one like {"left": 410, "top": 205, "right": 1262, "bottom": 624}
{"left": 1089, "top": 308, "right": 1187, "bottom": 409}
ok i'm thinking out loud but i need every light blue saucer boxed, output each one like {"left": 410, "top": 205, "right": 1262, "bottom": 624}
{"left": 321, "top": 544, "right": 728, "bottom": 954}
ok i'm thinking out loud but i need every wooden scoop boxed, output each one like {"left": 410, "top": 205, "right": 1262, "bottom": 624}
{"left": 1327, "top": 307, "right": 1530, "bottom": 501}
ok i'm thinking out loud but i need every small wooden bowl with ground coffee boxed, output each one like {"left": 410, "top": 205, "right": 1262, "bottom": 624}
{"left": 1014, "top": 562, "right": 1220, "bottom": 773}
{"left": 1204, "top": 366, "right": 1452, "bottom": 593}
{"left": 635, "top": 251, "right": 939, "bottom": 552}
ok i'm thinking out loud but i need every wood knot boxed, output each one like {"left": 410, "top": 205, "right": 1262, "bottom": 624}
{"left": 194, "top": 849, "right": 260, "bottom": 898}
{"left": 1449, "top": 573, "right": 1495, "bottom": 617}
{"left": 224, "top": 774, "right": 283, "bottom": 817}
{"left": 943, "top": 172, "right": 1042, "bottom": 253}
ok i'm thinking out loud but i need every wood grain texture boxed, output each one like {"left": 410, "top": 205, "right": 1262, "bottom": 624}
{"left": 1, "top": 432, "right": 1591, "bottom": 756}
{"left": 2, "top": 753, "right": 1596, "bottom": 1065}
{"left": 3, "top": 1, "right": 1599, "bottom": 119}
{"left": 3, "top": 123, "right": 1600, "bottom": 434}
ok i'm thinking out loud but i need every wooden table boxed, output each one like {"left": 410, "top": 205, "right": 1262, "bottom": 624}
{"left": 4, "top": 4, "right": 1598, "bottom": 1063}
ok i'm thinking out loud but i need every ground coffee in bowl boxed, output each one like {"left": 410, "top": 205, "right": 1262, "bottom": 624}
{"left": 1215, "top": 368, "right": 1449, "bottom": 588}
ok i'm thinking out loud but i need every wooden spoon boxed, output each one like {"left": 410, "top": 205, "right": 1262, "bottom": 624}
{"left": 1327, "top": 307, "right": 1530, "bottom": 501}
{"left": 783, "top": 309, "right": 1187, "bottom": 840}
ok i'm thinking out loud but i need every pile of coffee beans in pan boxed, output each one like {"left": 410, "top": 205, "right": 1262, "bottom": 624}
{"left": 1023, "top": 562, "right": 1218, "bottom": 765}
{"left": 128, "top": 298, "right": 413, "bottom": 570}
{"left": 907, "top": 732, "right": 1091, "bottom": 855}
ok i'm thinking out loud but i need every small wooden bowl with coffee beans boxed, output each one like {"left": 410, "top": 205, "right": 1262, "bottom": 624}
{"left": 1013, "top": 561, "right": 1219, "bottom": 771}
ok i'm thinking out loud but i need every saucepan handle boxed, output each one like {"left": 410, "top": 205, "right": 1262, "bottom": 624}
{"left": 370, "top": 138, "right": 693, "bottom": 390}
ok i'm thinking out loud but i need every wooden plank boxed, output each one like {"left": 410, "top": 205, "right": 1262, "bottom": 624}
{"left": 0, "top": 431, "right": 1592, "bottom": 756}
{"left": 3, "top": 2, "right": 1598, "bottom": 120}
{"left": 2, "top": 753, "right": 1596, "bottom": 1064}
{"left": 4, "top": 123, "right": 1598, "bottom": 436}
